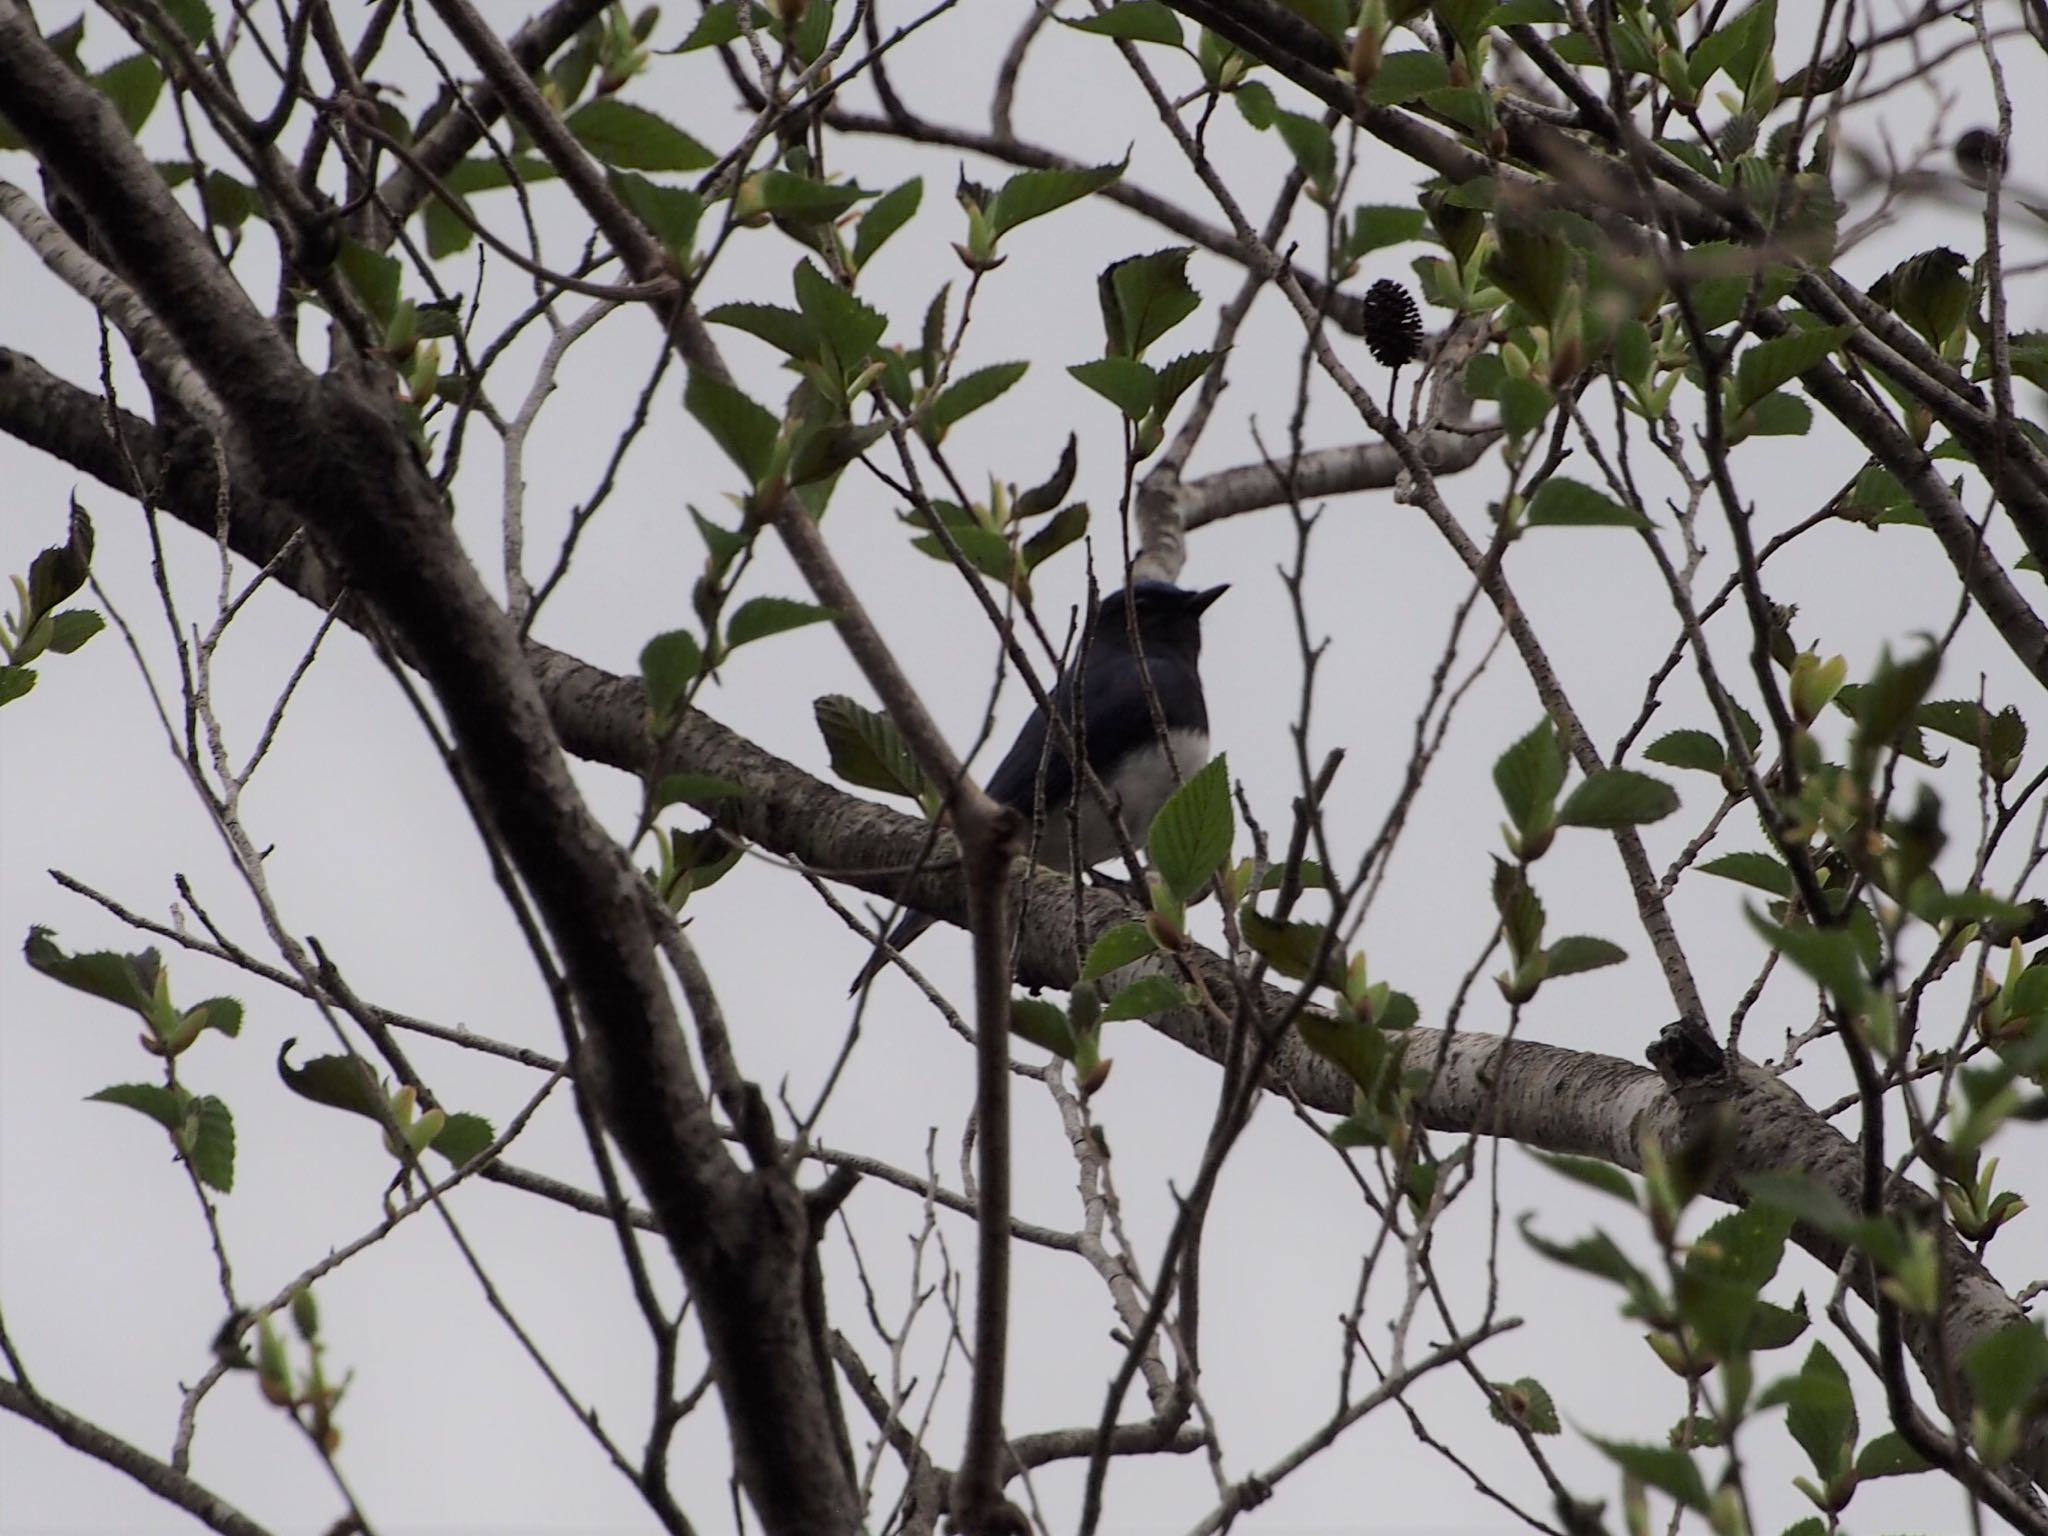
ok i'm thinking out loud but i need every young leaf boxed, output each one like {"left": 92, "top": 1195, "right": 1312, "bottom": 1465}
{"left": 641, "top": 630, "right": 704, "bottom": 724}
{"left": 88, "top": 1082, "right": 186, "bottom": 1134}
{"left": 1558, "top": 769, "right": 1679, "bottom": 829}
{"left": 1065, "top": 0, "right": 1183, "bottom": 43}
{"left": 1148, "top": 754, "right": 1233, "bottom": 904}
{"left": 726, "top": 597, "right": 834, "bottom": 650}
{"left": 1588, "top": 1438, "right": 1709, "bottom": 1511}
{"left": 813, "top": 695, "right": 932, "bottom": 802}
{"left": 23, "top": 928, "right": 156, "bottom": 1016}
{"left": 853, "top": 177, "right": 923, "bottom": 270}
{"left": 685, "top": 371, "right": 779, "bottom": 485}
{"left": 1732, "top": 324, "right": 1850, "bottom": 415}
{"left": 704, "top": 302, "right": 817, "bottom": 362}
{"left": 1239, "top": 910, "right": 1340, "bottom": 985}
{"left": 1367, "top": 50, "right": 1452, "bottom": 105}
{"left": 182, "top": 1095, "right": 236, "bottom": 1192}
{"left": 792, "top": 260, "right": 888, "bottom": 376}
{"left": 1489, "top": 1377, "right": 1562, "bottom": 1434}
{"left": 650, "top": 774, "right": 749, "bottom": 813}
{"left": 611, "top": 171, "right": 704, "bottom": 259}
{"left": 566, "top": 99, "right": 714, "bottom": 170}
{"left": 276, "top": 1043, "right": 385, "bottom": 1118}
{"left": 1534, "top": 1152, "right": 1639, "bottom": 1205}
{"left": 1494, "top": 718, "right": 1567, "bottom": 833}
{"left": 1014, "top": 435, "right": 1079, "bottom": 518}
{"left": 987, "top": 158, "right": 1127, "bottom": 238}
{"left": 1020, "top": 503, "right": 1089, "bottom": 571}
{"left": 1644, "top": 729, "right": 1725, "bottom": 774}
{"left": 1150, "top": 350, "right": 1224, "bottom": 418}
{"left": 1010, "top": 996, "right": 1075, "bottom": 1059}
{"left": 1098, "top": 248, "right": 1200, "bottom": 360}
{"left": 1544, "top": 935, "right": 1627, "bottom": 977}
{"left": 431, "top": 1112, "right": 496, "bottom": 1166}
{"left": 1082, "top": 922, "right": 1157, "bottom": 980}
{"left": 927, "top": 362, "right": 1030, "bottom": 434}
{"left": 1525, "top": 477, "right": 1651, "bottom": 529}
{"left": 1069, "top": 357, "right": 1156, "bottom": 418}
{"left": 1100, "top": 975, "right": 1184, "bottom": 1021}
{"left": 1698, "top": 851, "right": 1793, "bottom": 896}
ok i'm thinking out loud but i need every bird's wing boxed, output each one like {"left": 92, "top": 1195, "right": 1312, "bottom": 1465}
{"left": 981, "top": 685, "right": 1072, "bottom": 818}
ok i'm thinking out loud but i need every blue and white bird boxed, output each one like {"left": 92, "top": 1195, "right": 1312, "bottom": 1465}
{"left": 853, "top": 580, "right": 1227, "bottom": 991}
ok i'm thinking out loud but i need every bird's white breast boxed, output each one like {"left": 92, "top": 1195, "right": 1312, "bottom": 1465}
{"left": 1031, "top": 727, "right": 1209, "bottom": 872}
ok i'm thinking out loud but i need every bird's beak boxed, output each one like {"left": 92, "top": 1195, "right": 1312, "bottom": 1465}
{"left": 1191, "top": 584, "right": 1229, "bottom": 614}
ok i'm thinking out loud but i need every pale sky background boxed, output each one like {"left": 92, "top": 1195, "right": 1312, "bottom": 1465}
{"left": 3, "top": 2, "right": 2047, "bottom": 1533}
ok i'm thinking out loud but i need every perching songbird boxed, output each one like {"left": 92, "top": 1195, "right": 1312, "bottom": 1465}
{"left": 852, "top": 580, "right": 1227, "bottom": 991}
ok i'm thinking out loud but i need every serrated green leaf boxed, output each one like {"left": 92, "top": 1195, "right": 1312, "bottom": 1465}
{"left": 276, "top": 1042, "right": 384, "bottom": 1118}
{"left": 988, "top": 158, "right": 1126, "bottom": 238}
{"left": 1368, "top": 50, "right": 1452, "bottom": 105}
{"left": 1772, "top": 1343, "right": 1856, "bottom": 1484}
{"left": 1272, "top": 111, "right": 1334, "bottom": 190}
{"left": 1853, "top": 1429, "right": 1930, "bottom": 1479}
{"left": 612, "top": 170, "right": 703, "bottom": 259}
{"left": 814, "top": 695, "right": 932, "bottom": 802}
{"left": 1148, "top": 754, "right": 1232, "bottom": 903}
{"left": 1499, "top": 377, "right": 1552, "bottom": 442}
{"left": 335, "top": 240, "right": 401, "bottom": 328}
{"left": 24, "top": 928, "right": 156, "bottom": 1016}
{"left": 567, "top": 99, "right": 714, "bottom": 170}
{"left": 1239, "top": 909, "right": 1340, "bottom": 985}
{"left": 1559, "top": 769, "right": 1678, "bottom": 828}
{"left": 88, "top": 1082, "right": 186, "bottom": 1134}
{"left": 853, "top": 177, "right": 922, "bottom": 270}
{"left": 929, "top": 362, "right": 1029, "bottom": 434}
{"left": 1964, "top": 1320, "right": 2048, "bottom": 1422}
{"left": 94, "top": 54, "right": 164, "bottom": 135}
{"left": 1234, "top": 79, "right": 1278, "bottom": 129}
{"left": 685, "top": 370, "right": 780, "bottom": 485}
{"left": 1526, "top": 476, "right": 1651, "bottom": 528}
{"left": 1065, "top": 0, "right": 1183, "bottom": 43}
{"left": 1021, "top": 503, "right": 1089, "bottom": 571}
{"left": 1099, "top": 248, "right": 1202, "bottom": 361}
{"left": 1082, "top": 922, "right": 1157, "bottom": 980}
{"left": 183, "top": 1094, "right": 235, "bottom": 1192}
{"left": 1011, "top": 996, "right": 1075, "bottom": 1058}
{"left": 748, "top": 170, "right": 873, "bottom": 223}
{"left": 1747, "top": 908, "right": 1868, "bottom": 1009}
{"left": 1690, "top": 0, "right": 1775, "bottom": 91}
{"left": 0, "top": 667, "right": 35, "bottom": 705}
{"left": 726, "top": 596, "right": 834, "bottom": 649}
{"left": 641, "top": 630, "right": 704, "bottom": 724}
{"left": 1645, "top": 729, "right": 1725, "bottom": 774}
{"left": 704, "top": 302, "right": 816, "bottom": 361}
{"left": 792, "top": 259, "right": 888, "bottom": 377}
{"left": 431, "top": 1111, "right": 495, "bottom": 1166}
{"left": 1494, "top": 718, "right": 1566, "bottom": 835}
{"left": 1015, "top": 435, "right": 1079, "bottom": 519}
{"left": 1535, "top": 1152, "right": 1639, "bottom": 1205}
{"left": 1735, "top": 391, "right": 1812, "bottom": 438}
{"left": 1544, "top": 935, "right": 1627, "bottom": 976}
{"left": 1101, "top": 975, "right": 1184, "bottom": 1021}
{"left": 1698, "top": 851, "right": 1792, "bottom": 896}
{"left": 1490, "top": 1376, "right": 1562, "bottom": 1433}
{"left": 1342, "top": 204, "right": 1428, "bottom": 262}
{"left": 1070, "top": 357, "right": 1156, "bottom": 418}
{"left": 1733, "top": 324, "right": 1850, "bottom": 414}
{"left": 1149, "top": 349, "right": 1223, "bottom": 418}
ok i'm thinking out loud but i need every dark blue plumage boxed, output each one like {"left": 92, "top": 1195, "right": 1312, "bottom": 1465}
{"left": 852, "top": 580, "right": 1226, "bottom": 991}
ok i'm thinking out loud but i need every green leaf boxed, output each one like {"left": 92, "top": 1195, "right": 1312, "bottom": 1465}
{"left": 1534, "top": 1152, "right": 1640, "bottom": 1205}
{"left": 792, "top": 259, "right": 888, "bottom": 376}
{"left": 1100, "top": 975, "right": 1185, "bottom": 1021}
{"left": 1489, "top": 1376, "right": 1562, "bottom": 1434}
{"left": 1259, "top": 860, "right": 1328, "bottom": 891}
{"left": 1747, "top": 909, "right": 1868, "bottom": 1009}
{"left": 1499, "top": 377, "right": 1552, "bottom": 442}
{"left": 1010, "top": 996, "right": 1075, "bottom": 1059}
{"left": 1732, "top": 324, "right": 1850, "bottom": 415}
{"left": 1070, "top": 357, "right": 1156, "bottom": 418}
{"left": 1494, "top": 718, "right": 1566, "bottom": 835}
{"left": 1083, "top": 922, "right": 1158, "bottom": 980}
{"left": 1020, "top": 503, "right": 1089, "bottom": 571}
{"left": 431, "top": 1111, "right": 495, "bottom": 1166}
{"left": 1525, "top": 476, "right": 1651, "bottom": 528}
{"left": 1698, "top": 851, "right": 1792, "bottom": 897}
{"left": 685, "top": 371, "right": 779, "bottom": 485}
{"left": 88, "top": 1082, "right": 186, "bottom": 1134}
{"left": 853, "top": 177, "right": 922, "bottom": 270}
{"left": 1690, "top": 0, "right": 1775, "bottom": 91}
{"left": 704, "top": 302, "right": 817, "bottom": 362}
{"left": 1520, "top": 1216, "right": 1658, "bottom": 1301}
{"left": 1147, "top": 754, "right": 1233, "bottom": 903}
{"left": 25, "top": 502, "right": 94, "bottom": 620}
{"left": 1149, "top": 349, "right": 1224, "bottom": 417}
{"left": 1854, "top": 1430, "right": 1930, "bottom": 1480}
{"left": 1239, "top": 910, "right": 1339, "bottom": 985}
{"left": 1277, "top": 0, "right": 1348, "bottom": 38}
{"left": 1233, "top": 80, "right": 1278, "bottom": 129}
{"left": 1559, "top": 769, "right": 1679, "bottom": 828}
{"left": 612, "top": 171, "right": 704, "bottom": 259}
{"left": 929, "top": 362, "right": 1029, "bottom": 433}
{"left": 335, "top": 241, "right": 401, "bottom": 328}
{"left": 814, "top": 694, "right": 932, "bottom": 802}
{"left": 1342, "top": 204, "right": 1428, "bottom": 262}
{"left": 566, "top": 99, "right": 714, "bottom": 170}
{"left": 1099, "top": 248, "right": 1201, "bottom": 360}
{"left": 276, "top": 1042, "right": 384, "bottom": 1118}
{"left": 94, "top": 54, "right": 165, "bottom": 135}
{"left": 641, "top": 630, "right": 704, "bottom": 724}
{"left": 1272, "top": 112, "right": 1334, "bottom": 191}
{"left": 1964, "top": 1320, "right": 2048, "bottom": 1423}
{"left": 748, "top": 170, "right": 873, "bottom": 223}
{"left": 1645, "top": 729, "right": 1725, "bottom": 774}
{"left": 726, "top": 597, "right": 834, "bottom": 650}
{"left": 1735, "top": 392, "right": 1813, "bottom": 437}
{"left": 1588, "top": 1438, "right": 1708, "bottom": 1512}
{"left": 1544, "top": 935, "right": 1627, "bottom": 976}
{"left": 1066, "top": 0, "right": 1183, "bottom": 43}
{"left": 24, "top": 928, "right": 155, "bottom": 1016}
{"left": 1015, "top": 435, "right": 1079, "bottom": 518}
{"left": 1773, "top": 1343, "right": 1856, "bottom": 1484}
{"left": 650, "top": 773, "right": 749, "bottom": 812}
{"left": 183, "top": 1095, "right": 235, "bottom": 1192}
{"left": 988, "top": 158, "right": 1126, "bottom": 238}
{"left": 1368, "top": 50, "right": 1452, "bottom": 105}
{"left": 0, "top": 667, "right": 35, "bottom": 706}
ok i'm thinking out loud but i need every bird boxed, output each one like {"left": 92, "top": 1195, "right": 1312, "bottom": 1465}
{"left": 852, "top": 579, "right": 1227, "bottom": 992}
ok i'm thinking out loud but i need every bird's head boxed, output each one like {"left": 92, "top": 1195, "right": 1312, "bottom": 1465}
{"left": 1094, "top": 580, "right": 1228, "bottom": 658}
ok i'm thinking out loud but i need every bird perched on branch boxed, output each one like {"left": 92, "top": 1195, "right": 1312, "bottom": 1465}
{"left": 852, "top": 580, "right": 1227, "bottom": 992}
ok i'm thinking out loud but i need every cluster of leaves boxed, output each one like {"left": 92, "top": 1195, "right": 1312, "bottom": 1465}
{"left": 246, "top": 1287, "right": 348, "bottom": 1454}
{"left": 24, "top": 928, "right": 494, "bottom": 1199}
{"left": 1069, "top": 247, "right": 1223, "bottom": 460}
{"left": 0, "top": 504, "right": 104, "bottom": 708}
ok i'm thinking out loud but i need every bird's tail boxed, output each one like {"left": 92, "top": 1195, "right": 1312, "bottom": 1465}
{"left": 848, "top": 909, "right": 938, "bottom": 995}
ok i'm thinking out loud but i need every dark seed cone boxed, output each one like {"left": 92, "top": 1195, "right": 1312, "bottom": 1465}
{"left": 1361, "top": 279, "right": 1423, "bottom": 369}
